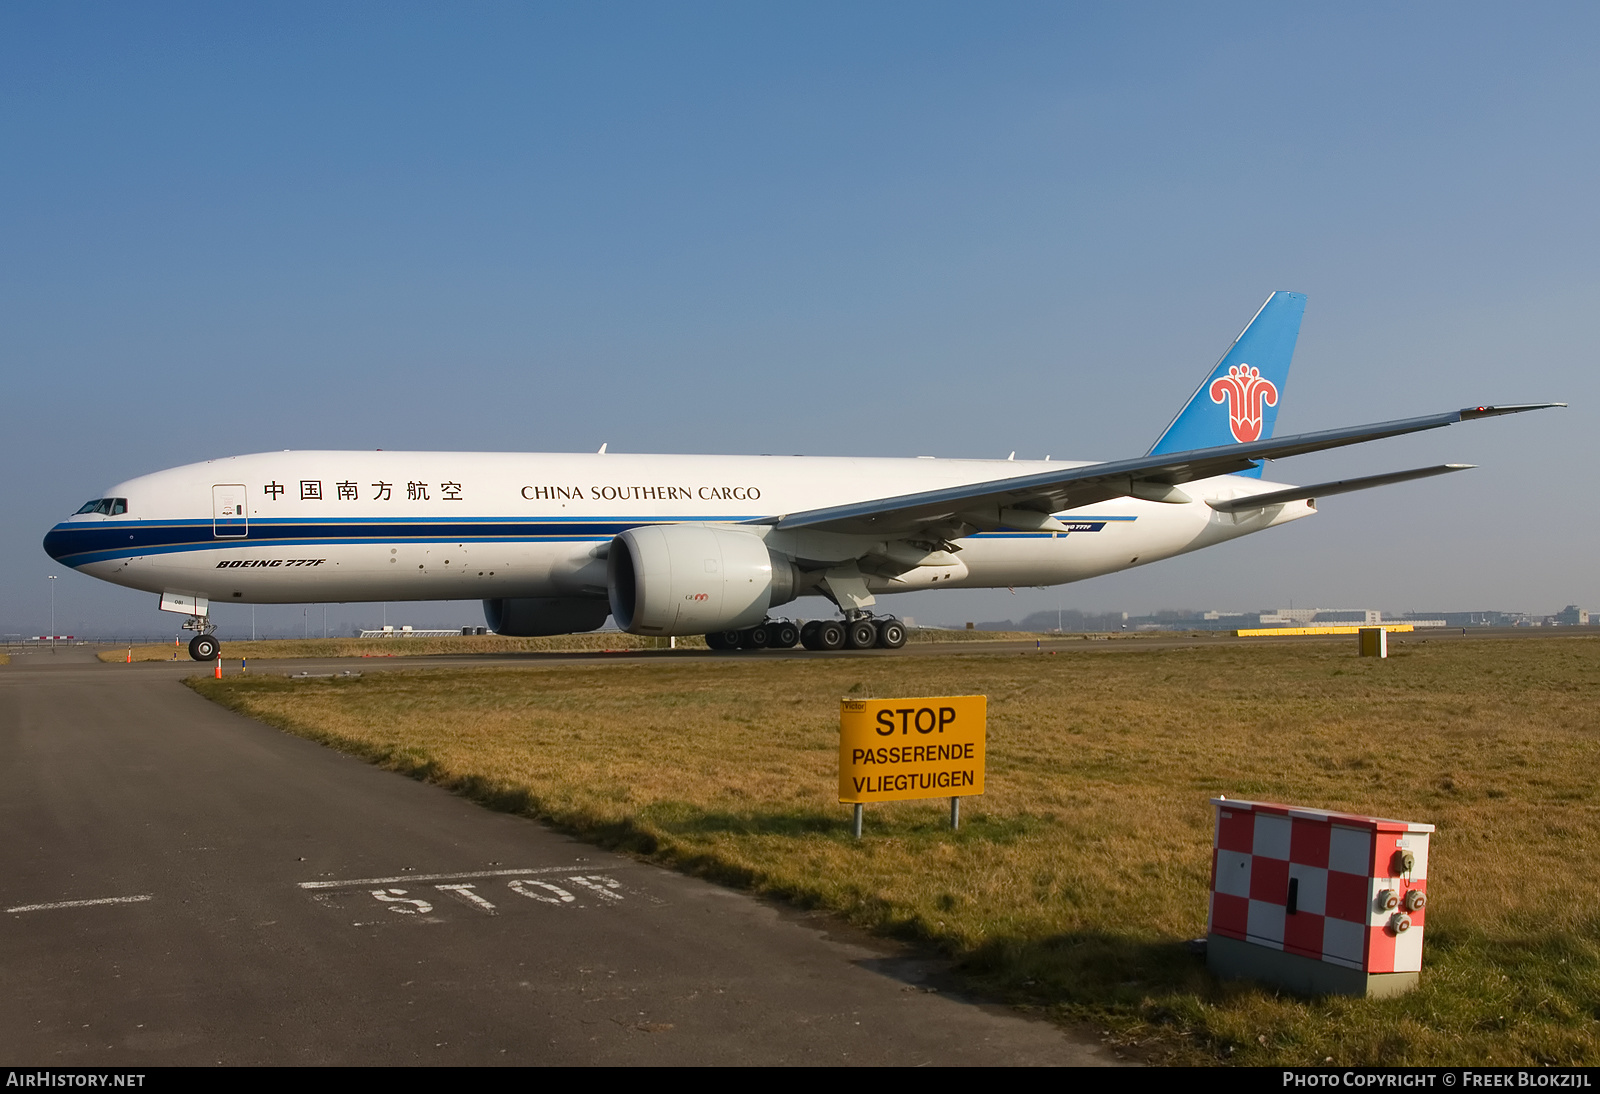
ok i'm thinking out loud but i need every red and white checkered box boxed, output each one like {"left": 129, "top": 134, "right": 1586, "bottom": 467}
{"left": 1208, "top": 798, "right": 1432, "bottom": 977}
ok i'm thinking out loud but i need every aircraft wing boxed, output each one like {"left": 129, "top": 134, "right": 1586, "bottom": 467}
{"left": 760, "top": 403, "right": 1561, "bottom": 536}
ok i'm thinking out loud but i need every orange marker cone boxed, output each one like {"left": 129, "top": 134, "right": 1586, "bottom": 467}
{"left": 126, "top": 646, "right": 132, "bottom": 663}
{"left": 214, "top": 656, "right": 222, "bottom": 679}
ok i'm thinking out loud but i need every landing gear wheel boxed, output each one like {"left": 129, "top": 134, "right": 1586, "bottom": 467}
{"left": 705, "top": 631, "right": 741, "bottom": 651}
{"left": 846, "top": 619, "right": 879, "bottom": 650}
{"left": 767, "top": 621, "right": 800, "bottom": 649}
{"left": 739, "top": 625, "right": 772, "bottom": 650}
{"left": 876, "top": 619, "right": 908, "bottom": 649}
{"left": 805, "top": 620, "right": 846, "bottom": 651}
{"left": 189, "top": 634, "right": 220, "bottom": 662}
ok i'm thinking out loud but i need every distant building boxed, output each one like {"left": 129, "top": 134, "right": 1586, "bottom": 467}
{"left": 1312, "top": 610, "right": 1383, "bottom": 625}
{"left": 1259, "top": 608, "right": 1320, "bottom": 625}
{"left": 1413, "top": 611, "right": 1530, "bottom": 627}
{"left": 984, "top": 604, "right": 1577, "bottom": 634}
{"left": 1258, "top": 608, "right": 1381, "bottom": 626}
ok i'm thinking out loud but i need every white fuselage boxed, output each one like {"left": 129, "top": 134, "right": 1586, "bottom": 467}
{"left": 44, "top": 450, "right": 1315, "bottom": 609}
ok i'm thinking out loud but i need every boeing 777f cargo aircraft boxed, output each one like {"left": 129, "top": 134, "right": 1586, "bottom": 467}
{"left": 44, "top": 293, "right": 1562, "bottom": 659}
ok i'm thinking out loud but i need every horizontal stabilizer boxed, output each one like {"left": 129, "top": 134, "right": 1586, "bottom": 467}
{"left": 1206, "top": 464, "right": 1474, "bottom": 513}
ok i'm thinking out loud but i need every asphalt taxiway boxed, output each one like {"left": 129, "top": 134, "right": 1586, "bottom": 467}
{"left": 0, "top": 645, "right": 1116, "bottom": 1065}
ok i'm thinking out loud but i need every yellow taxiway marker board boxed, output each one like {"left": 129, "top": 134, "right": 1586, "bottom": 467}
{"left": 1233, "top": 625, "right": 1417, "bottom": 638}
{"left": 839, "top": 696, "right": 986, "bottom": 804}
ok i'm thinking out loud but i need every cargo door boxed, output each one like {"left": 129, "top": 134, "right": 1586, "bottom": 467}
{"left": 212, "top": 484, "right": 248, "bottom": 538}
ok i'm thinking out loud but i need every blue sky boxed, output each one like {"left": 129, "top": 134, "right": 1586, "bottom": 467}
{"left": 4, "top": 3, "right": 1595, "bottom": 637}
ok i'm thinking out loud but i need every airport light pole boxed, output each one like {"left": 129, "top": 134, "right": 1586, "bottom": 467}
{"left": 48, "top": 575, "right": 56, "bottom": 644}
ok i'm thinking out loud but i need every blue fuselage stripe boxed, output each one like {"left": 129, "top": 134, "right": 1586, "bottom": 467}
{"left": 46, "top": 519, "right": 665, "bottom": 566}
{"left": 44, "top": 514, "right": 1136, "bottom": 567}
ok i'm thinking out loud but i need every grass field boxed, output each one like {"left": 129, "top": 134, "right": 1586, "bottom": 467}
{"left": 190, "top": 634, "right": 1600, "bottom": 1065}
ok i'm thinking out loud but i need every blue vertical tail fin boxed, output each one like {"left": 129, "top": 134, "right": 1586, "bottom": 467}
{"left": 1146, "top": 291, "right": 1306, "bottom": 476}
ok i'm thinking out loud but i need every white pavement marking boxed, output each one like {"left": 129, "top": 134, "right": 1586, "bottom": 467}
{"left": 369, "top": 888, "right": 433, "bottom": 915}
{"left": 566, "top": 875, "right": 624, "bottom": 901}
{"left": 507, "top": 879, "right": 575, "bottom": 905}
{"left": 298, "top": 864, "right": 625, "bottom": 890}
{"left": 5, "top": 894, "right": 153, "bottom": 914}
{"left": 435, "top": 883, "right": 497, "bottom": 914}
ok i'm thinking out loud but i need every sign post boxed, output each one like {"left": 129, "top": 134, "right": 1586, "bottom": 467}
{"left": 839, "top": 696, "right": 986, "bottom": 837}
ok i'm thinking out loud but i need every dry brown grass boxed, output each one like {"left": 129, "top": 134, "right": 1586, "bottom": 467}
{"left": 192, "top": 634, "right": 1600, "bottom": 1065}
{"left": 903, "top": 628, "right": 1152, "bottom": 643}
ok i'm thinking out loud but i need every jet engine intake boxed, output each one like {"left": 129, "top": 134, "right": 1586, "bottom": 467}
{"left": 608, "top": 524, "right": 798, "bottom": 636}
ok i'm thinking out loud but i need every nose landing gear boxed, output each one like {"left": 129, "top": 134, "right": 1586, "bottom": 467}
{"left": 178, "top": 613, "right": 221, "bottom": 661}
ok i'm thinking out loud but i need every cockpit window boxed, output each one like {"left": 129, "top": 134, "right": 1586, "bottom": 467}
{"left": 74, "top": 498, "right": 127, "bottom": 516}
{"left": 75, "top": 500, "right": 103, "bottom": 514}
{"left": 110, "top": 499, "right": 127, "bottom": 515}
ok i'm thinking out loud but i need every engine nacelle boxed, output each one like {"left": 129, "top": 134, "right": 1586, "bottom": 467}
{"left": 608, "top": 524, "right": 797, "bottom": 636}
{"left": 483, "top": 597, "right": 610, "bottom": 637}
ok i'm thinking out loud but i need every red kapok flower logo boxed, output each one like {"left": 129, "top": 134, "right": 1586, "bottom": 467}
{"left": 1209, "top": 364, "right": 1279, "bottom": 443}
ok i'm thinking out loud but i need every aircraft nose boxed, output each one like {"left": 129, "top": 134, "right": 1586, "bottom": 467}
{"left": 42, "top": 525, "right": 74, "bottom": 564}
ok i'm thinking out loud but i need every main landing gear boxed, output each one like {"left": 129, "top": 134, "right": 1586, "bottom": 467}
{"left": 703, "top": 616, "right": 907, "bottom": 653}
{"left": 704, "top": 620, "right": 799, "bottom": 651}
